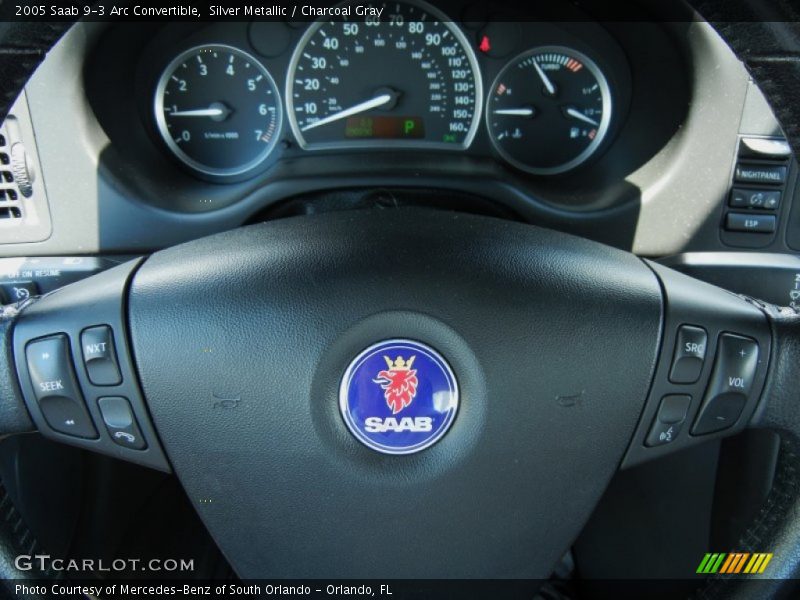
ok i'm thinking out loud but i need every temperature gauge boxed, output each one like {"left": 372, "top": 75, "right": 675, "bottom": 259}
{"left": 486, "top": 46, "right": 612, "bottom": 175}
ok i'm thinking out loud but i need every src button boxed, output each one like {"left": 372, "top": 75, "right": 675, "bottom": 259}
{"left": 669, "top": 325, "right": 707, "bottom": 384}
{"left": 692, "top": 334, "right": 759, "bottom": 436}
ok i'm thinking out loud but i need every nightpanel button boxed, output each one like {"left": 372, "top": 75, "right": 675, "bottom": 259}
{"left": 669, "top": 326, "right": 707, "bottom": 384}
{"left": 98, "top": 397, "right": 146, "bottom": 450}
{"left": 26, "top": 335, "right": 97, "bottom": 439}
{"left": 81, "top": 326, "right": 122, "bottom": 386}
{"left": 734, "top": 164, "right": 787, "bottom": 185}
{"left": 692, "top": 334, "right": 759, "bottom": 435}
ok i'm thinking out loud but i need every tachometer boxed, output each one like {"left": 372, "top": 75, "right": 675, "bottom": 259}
{"left": 154, "top": 44, "right": 283, "bottom": 178}
{"left": 286, "top": 0, "right": 482, "bottom": 150}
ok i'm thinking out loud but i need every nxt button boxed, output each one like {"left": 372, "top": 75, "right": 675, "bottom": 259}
{"left": 646, "top": 395, "right": 691, "bottom": 447}
{"left": 669, "top": 325, "right": 707, "bottom": 384}
{"left": 26, "top": 335, "right": 97, "bottom": 439}
{"left": 81, "top": 326, "right": 122, "bottom": 386}
{"left": 98, "top": 397, "right": 146, "bottom": 450}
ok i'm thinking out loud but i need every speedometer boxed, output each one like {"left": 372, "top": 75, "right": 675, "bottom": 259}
{"left": 286, "top": 0, "right": 482, "bottom": 150}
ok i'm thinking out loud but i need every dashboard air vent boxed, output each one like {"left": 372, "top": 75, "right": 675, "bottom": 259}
{"left": 0, "top": 90, "right": 51, "bottom": 244}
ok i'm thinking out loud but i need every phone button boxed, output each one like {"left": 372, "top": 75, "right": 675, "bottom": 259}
{"left": 97, "top": 396, "right": 146, "bottom": 450}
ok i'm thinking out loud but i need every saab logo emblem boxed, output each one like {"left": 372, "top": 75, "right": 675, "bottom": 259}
{"left": 339, "top": 340, "right": 458, "bottom": 455}
{"left": 373, "top": 355, "right": 418, "bottom": 414}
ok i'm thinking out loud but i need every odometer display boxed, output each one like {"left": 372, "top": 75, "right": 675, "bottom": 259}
{"left": 345, "top": 116, "right": 425, "bottom": 139}
{"left": 287, "top": 1, "right": 482, "bottom": 150}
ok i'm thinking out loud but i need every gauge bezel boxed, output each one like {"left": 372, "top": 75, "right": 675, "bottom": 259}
{"left": 154, "top": 43, "right": 284, "bottom": 178}
{"left": 285, "top": 0, "right": 483, "bottom": 152}
{"left": 486, "top": 45, "right": 613, "bottom": 176}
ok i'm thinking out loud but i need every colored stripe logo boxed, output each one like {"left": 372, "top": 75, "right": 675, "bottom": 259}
{"left": 697, "top": 552, "right": 773, "bottom": 574}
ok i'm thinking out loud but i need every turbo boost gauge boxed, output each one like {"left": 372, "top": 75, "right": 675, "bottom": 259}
{"left": 487, "top": 46, "right": 612, "bottom": 175}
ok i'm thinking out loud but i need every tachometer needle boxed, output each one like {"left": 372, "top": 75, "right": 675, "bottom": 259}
{"left": 300, "top": 93, "right": 394, "bottom": 132}
{"left": 493, "top": 107, "right": 536, "bottom": 117}
{"left": 563, "top": 107, "right": 600, "bottom": 127}
{"left": 532, "top": 59, "right": 557, "bottom": 96}
{"left": 170, "top": 107, "right": 227, "bottom": 118}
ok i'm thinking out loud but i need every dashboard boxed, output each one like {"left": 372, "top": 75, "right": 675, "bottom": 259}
{"left": 0, "top": 0, "right": 797, "bottom": 269}
{"left": 142, "top": 2, "right": 626, "bottom": 180}
{"left": 85, "top": 1, "right": 646, "bottom": 198}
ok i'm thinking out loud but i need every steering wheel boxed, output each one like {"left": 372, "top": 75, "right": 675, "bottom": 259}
{"left": 1, "top": 4, "right": 800, "bottom": 597}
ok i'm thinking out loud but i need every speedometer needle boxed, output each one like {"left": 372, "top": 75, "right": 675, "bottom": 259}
{"left": 563, "top": 107, "right": 600, "bottom": 127}
{"left": 300, "top": 93, "right": 394, "bottom": 132}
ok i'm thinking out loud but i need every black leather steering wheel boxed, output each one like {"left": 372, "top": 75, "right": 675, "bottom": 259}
{"left": 1, "top": 3, "right": 800, "bottom": 597}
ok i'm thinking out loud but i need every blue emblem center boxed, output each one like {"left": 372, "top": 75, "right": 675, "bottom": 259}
{"left": 339, "top": 339, "right": 459, "bottom": 455}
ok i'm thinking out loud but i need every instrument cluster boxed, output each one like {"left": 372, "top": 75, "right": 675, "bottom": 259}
{"left": 145, "top": 0, "right": 629, "bottom": 182}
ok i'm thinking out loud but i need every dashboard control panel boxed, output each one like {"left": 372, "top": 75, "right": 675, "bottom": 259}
{"left": 722, "top": 135, "right": 796, "bottom": 248}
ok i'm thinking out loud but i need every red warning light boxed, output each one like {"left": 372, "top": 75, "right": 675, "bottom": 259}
{"left": 479, "top": 35, "right": 491, "bottom": 53}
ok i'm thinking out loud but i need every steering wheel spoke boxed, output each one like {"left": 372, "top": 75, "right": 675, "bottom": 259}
{"left": 8, "top": 258, "right": 169, "bottom": 472}
{"left": 621, "top": 262, "right": 772, "bottom": 467}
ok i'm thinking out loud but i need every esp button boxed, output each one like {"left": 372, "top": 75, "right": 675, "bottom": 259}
{"left": 669, "top": 326, "right": 707, "bottom": 384}
{"left": 81, "top": 326, "right": 122, "bottom": 386}
{"left": 692, "top": 334, "right": 759, "bottom": 435}
{"left": 26, "top": 335, "right": 97, "bottom": 439}
{"left": 725, "top": 213, "right": 777, "bottom": 233}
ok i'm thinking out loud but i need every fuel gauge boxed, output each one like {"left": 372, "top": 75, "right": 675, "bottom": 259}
{"left": 486, "top": 46, "right": 612, "bottom": 175}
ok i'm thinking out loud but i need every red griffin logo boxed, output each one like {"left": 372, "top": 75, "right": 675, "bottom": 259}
{"left": 373, "top": 355, "right": 418, "bottom": 414}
